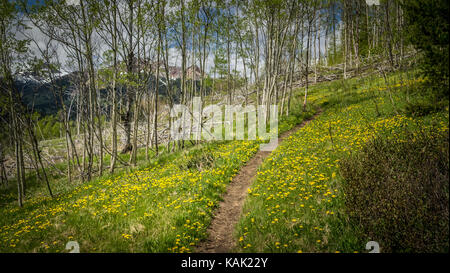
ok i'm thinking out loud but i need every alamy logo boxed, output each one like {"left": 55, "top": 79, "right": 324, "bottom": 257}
{"left": 66, "top": 241, "right": 80, "bottom": 253}
{"left": 170, "top": 97, "right": 279, "bottom": 151}
{"left": 366, "top": 241, "right": 380, "bottom": 253}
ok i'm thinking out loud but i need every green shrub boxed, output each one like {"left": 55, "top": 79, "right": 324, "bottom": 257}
{"left": 179, "top": 147, "right": 215, "bottom": 171}
{"left": 403, "top": 0, "right": 449, "bottom": 97}
{"left": 340, "top": 128, "right": 449, "bottom": 252}
{"left": 403, "top": 101, "right": 437, "bottom": 117}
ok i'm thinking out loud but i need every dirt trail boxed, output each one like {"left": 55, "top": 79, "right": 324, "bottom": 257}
{"left": 196, "top": 111, "right": 321, "bottom": 253}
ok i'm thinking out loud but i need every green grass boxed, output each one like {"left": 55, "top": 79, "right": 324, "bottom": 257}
{"left": 1, "top": 68, "right": 447, "bottom": 253}
{"left": 0, "top": 140, "right": 260, "bottom": 252}
{"left": 234, "top": 70, "right": 449, "bottom": 253}
{"left": 0, "top": 88, "right": 317, "bottom": 252}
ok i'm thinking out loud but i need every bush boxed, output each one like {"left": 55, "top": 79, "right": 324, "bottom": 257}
{"left": 179, "top": 147, "right": 215, "bottom": 171}
{"left": 403, "top": 100, "right": 437, "bottom": 117}
{"left": 403, "top": 0, "right": 449, "bottom": 97}
{"left": 340, "top": 128, "right": 449, "bottom": 252}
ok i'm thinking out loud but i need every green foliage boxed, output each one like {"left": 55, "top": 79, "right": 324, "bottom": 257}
{"left": 213, "top": 48, "right": 228, "bottom": 78}
{"left": 397, "top": 77, "right": 449, "bottom": 117}
{"left": 340, "top": 128, "right": 449, "bottom": 252}
{"left": 32, "top": 113, "right": 76, "bottom": 141}
{"left": 178, "top": 146, "right": 215, "bottom": 171}
{"left": 403, "top": 100, "right": 438, "bottom": 117}
{"left": 403, "top": 0, "right": 449, "bottom": 96}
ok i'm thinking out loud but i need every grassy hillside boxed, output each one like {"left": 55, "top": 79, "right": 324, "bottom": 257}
{"left": 0, "top": 88, "right": 316, "bottom": 252}
{"left": 0, "top": 68, "right": 448, "bottom": 253}
{"left": 235, "top": 70, "right": 448, "bottom": 253}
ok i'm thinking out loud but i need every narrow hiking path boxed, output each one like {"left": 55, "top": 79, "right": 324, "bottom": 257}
{"left": 196, "top": 110, "right": 322, "bottom": 253}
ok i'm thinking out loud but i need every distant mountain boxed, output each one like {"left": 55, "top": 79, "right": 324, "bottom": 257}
{"left": 13, "top": 64, "right": 205, "bottom": 117}
{"left": 14, "top": 71, "right": 76, "bottom": 116}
